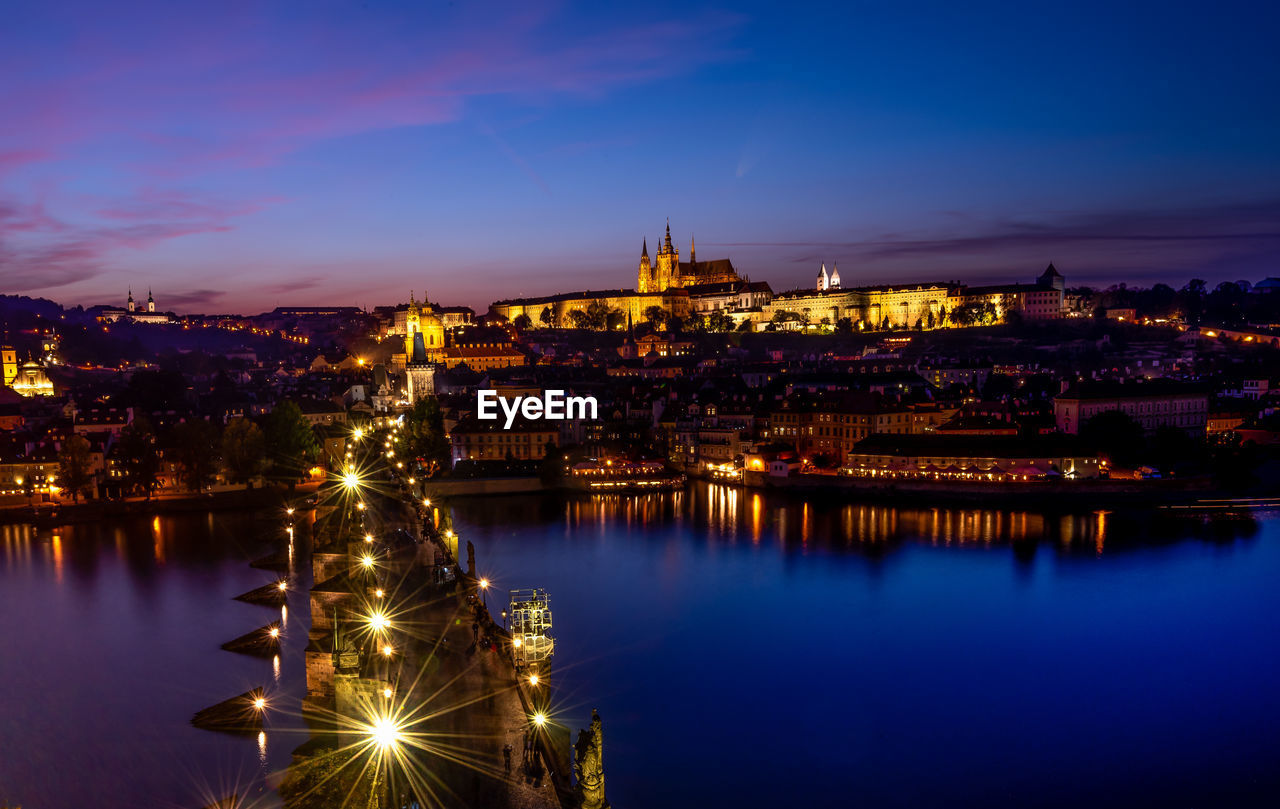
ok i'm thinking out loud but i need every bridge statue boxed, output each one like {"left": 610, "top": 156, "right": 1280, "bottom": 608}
{"left": 466, "top": 540, "right": 476, "bottom": 578}
{"left": 573, "top": 709, "right": 608, "bottom": 809}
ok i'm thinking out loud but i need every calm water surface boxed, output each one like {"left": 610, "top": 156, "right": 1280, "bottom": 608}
{"left": 0, "top": 510, "right": 311, "bottom": 809}
{"left": 2, "top": 487, "right": 1278, "bottom": 808}
{"left": 450, "top": 486, "right": 1280, "bottom": 809}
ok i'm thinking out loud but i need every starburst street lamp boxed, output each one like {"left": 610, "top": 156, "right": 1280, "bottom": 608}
{"left": 532, "top": 712, "right": 546, "bottom": 727}
{"left": 369, "top": 715, "right": 403, "bottom": 751}
{"left": 367, "top": 610, "right": 390, "bottom": 633}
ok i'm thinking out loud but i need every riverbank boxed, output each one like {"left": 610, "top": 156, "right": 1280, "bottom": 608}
{"left": 0, "top": 484, "right": 318, "bottom": 526}
{"left": 735, "top": 469, "right": 1227, "bottom": 507}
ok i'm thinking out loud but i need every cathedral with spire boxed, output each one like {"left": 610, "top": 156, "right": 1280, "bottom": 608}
{"left": 637, "top": 221, "right": 741, "bottom": 293}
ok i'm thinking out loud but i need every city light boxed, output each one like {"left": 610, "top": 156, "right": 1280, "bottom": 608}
{"left": 375, "top": 588, "right": 384, "bottom": 598}
{"left": 369, "top": 715, "right": 403, "bottom": 750}
{"left": 383, "top": 687, "right": 393, "bottom": 698}
{"left": 268, "top": 627, "right": 280, "bottom": 638}
{"left": 364, "top": 533, "right": 374, "bottom": 542}
{"left": 360, "top": 554, "right": 374, "bottom": 569}
{"left": 382, "top": 644, "right": 394, "bottom": 657}
{"left": 479, "top": 578, "right": 489, "bottom": 589}
{"left": 368, "top": 610, "right": 390, "bottom": 632}
{"left": 342, "top": 471, "right": 360, "bottom": 489}
{"left": 277, "top": 579, "right": 288, "bottom": 591}
{"left": 253, "top": 697, "right": 267, "bottom": 711}
{"left": 512, "top": 637, "right": 522, "bottom": 648}
{"left": 532, "top": 712, "right": 546, "bottom": 727}
{"left": 529, "top": 674, "right": 539, "bottom": 686}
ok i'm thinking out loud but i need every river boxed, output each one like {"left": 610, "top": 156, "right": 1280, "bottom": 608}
{"left": 1, "top": 485, "right": 1278, "bottom": 807}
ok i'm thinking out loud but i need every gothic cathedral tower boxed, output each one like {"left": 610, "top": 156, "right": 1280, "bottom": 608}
{"left": 654, "top": 221, "right": 680, "bottom": 291}
{"left": 637, "top": 239, "right": 652, "bottom": 293}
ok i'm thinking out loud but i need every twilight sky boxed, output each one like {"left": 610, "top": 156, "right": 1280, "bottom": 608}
{"left": 2, "top": 0, "right": 1279, "bottom": 314}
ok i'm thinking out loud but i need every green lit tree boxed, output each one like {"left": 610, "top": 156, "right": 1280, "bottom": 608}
{"left": 405, "top": 396, "right": 450, "bottom": 477}
{"left": 264, "top": 401, "right": 320, "bottom": 486}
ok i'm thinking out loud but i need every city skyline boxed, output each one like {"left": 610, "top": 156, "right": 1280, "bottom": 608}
{"left": 4, "top": 1, "right": 1279, "bottom": 312}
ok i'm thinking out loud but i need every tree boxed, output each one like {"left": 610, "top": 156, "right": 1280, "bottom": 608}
{"left": 926, "top": 310, "right": 936, "bottom": 329}
{"left": 584, "top": 299, "right": 616, "bottom": 330}
{"left": 835, "top": 317, "right": 853, "bottom": 334}
{"left": 173, "top": 419, "right": 220, "bottom": 492}
{"left": 264, "top": 402, "right": 320, "bottom": 485}
{"left": 222, "top": 417, "right": 266, "bottom": 486}
{"left": 513, "top": 313, "right": 533, "bottom": 330}
{"left": 643, "top": 305, "right": 669, "bottom": 330}
{"left": 404, "top": 396, "right": 450, "bottom": 477}
{"left": 1080, "top": 410, "right": 1145, "bottom": 469}
{"left": 707, "top": 310, "right": 733, "bottom": 332}
{"left": 1179, "top": 279, "right": 1207, "bottom": 325}
{"left": 57, "top": 434, "right": 95, "bottom": 503}
{"left": 539, "top": 442, "right": 567, "bottom": 485}
{"left": 119, "top": 417, "right": 162, "bottom": 499}
{"left": 566, "top": 309, "right": 591, "bottom": 329}
{"left": 539, "top": 306, "right": 553, "bottom": 327}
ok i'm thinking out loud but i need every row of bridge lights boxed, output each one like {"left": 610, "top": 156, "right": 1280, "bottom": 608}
{"left": 333, "top": 422, "right": 553, "bottom": 752}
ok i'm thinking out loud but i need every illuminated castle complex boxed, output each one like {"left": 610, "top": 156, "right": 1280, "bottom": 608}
{"left": 637, "top": 222, "right": 741, "bottom": 293}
